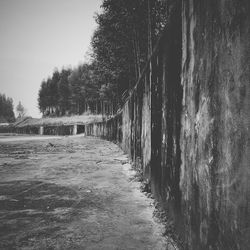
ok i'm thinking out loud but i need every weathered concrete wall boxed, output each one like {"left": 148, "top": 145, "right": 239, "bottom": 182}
{"left": 85, "top": 0, "right": 183, "bottom": 236}
{"left": 81, "top": 1, "right": 250, "bottom": 248}
{"left": 86, "top": 114, "right": 122, "bottom": 143}
{"left": 141, "top": 71, "right": 151, "bottom": 178}
{"left": 181, "top": 0, "right": 250, "bottom": 249}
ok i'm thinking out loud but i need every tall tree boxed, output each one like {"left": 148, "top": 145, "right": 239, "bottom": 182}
{"left": 91, "top": 0, "right": 168, "bottom": 104}
{"left": 37, "top": 0, "right": 169, "bottom": 117}
{"left": 50, "top": 69, "right": 60, "bottom": 115}
{"left": 68, "top": 65, "right": 86, "bottom": 114}
{"left": 58, "top": 68, "right": 72, "bottom": 115}
{"left": 0, "top": 93, "right": 15, "bottom": 122}
{"left": 16, "top": 101, "right": 26, "bottom": 118}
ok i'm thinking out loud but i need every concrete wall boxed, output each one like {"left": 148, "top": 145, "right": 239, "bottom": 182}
{"left": 181, "top": 0, "right": 250, "bottom": 249}
{"left": 85, "top": 1, "right": 250, "bottom": 249}
{"left": 86, "top": 114, "right": 122, "bottom": 143}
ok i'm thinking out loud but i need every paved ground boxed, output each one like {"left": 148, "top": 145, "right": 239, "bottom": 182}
{"left": 0, "top": 135, "right": 175, "bottom": 250}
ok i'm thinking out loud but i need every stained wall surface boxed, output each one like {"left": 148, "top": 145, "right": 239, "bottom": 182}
{"left": 69, "top": 1, "right": 250, "bottom": 249}
{"left": 180, "top": 0, "right": 250, "bottom": 249}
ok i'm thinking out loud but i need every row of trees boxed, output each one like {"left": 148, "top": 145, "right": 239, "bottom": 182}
{"left": 38, "top": 0, "right": 169, "bottom": 117}
{"left": 91, "top": 0, "right": 168, "bottom": 99}
{"left": 38, "top": 65, "right": 104, "bottom": 116}
{"left": 0, "top": 94, "right": 15, "bottom": 123}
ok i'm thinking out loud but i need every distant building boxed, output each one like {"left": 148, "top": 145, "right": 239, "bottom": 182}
{"left": 0, "top": 123, "right": 9, "bottom": 126}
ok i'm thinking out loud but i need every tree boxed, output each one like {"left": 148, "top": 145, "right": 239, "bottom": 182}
{"left": 68, "top": 65, "right": 85, "bottom": 114}
{"left": 16, "top": 101, "right": 26, "bottom": 118}
{"left": 50, "top": 69, "right": 60, "bottom": 115}
{"left": 91, "top": 0, "right": 168, "bottom": 103}
{"left": 57, "top": 68, "right": 72, "bottom": 115}
{"left": 0, "top": 93, "right": 15, "bottom": 123}
{"left": 36, "top": 0, "right": 170, "bottom": 117}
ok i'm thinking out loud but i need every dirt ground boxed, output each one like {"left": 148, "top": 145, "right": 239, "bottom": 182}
{"left": 0, "top": 135, "right": 176, "bottom": 250}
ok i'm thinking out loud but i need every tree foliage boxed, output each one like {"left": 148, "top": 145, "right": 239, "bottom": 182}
{"left": 91, "top": 0, "right": 148, "bottom": 101}
{"left": 91, "top": 0, "right": 168, "bottom": 102}
{"left": 38, "top": 65, "right": 101, "bottom": 116}
{"left": 38, "top": 0, "right": 169, "bottom": 117}
{"left": 0, "top": 93, "right": 15, "bottom": 123}
{"left": 16, "top": 101, "right": 26, "bottom": 118}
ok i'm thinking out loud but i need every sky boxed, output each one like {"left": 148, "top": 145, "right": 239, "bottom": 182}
{"left": 0, "top": 0, "right": 102, "bottom": 118}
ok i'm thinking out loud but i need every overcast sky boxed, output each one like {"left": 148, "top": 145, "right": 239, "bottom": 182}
{"left": 0, "top": 0, "right": 101, "bottom": 118}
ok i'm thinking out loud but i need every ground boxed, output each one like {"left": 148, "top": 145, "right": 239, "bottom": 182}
{"left": 0, "top": 135, "right": 176, "bottom": 250}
